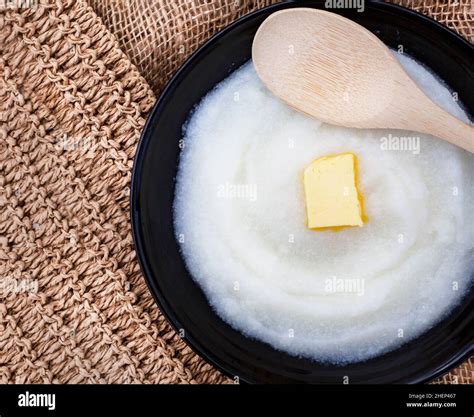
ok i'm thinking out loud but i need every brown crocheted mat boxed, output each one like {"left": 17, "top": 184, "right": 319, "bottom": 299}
{"left": 1, "top": 0, "right": 227, "bottom": 384}
{"left": 0, "top": 0, "right": 472, "bottom": 384}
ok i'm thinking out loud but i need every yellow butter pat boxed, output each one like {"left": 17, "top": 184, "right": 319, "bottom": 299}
{"left": 303, "top": 153, "right": 364, "bottom": 229}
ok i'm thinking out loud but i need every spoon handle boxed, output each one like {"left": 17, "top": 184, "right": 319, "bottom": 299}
{"left": 411, "top": 103, "right": 474, "bottom": 153}
{"left": 389, "top": 87, "right": 474, "bottom": 153}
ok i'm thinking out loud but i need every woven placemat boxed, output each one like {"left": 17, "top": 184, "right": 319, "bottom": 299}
{"left": 0, "top": 0, "right": 472, "bottom": 384}
{"left": 0, "top": 0, "right": 227, "bottom": 384}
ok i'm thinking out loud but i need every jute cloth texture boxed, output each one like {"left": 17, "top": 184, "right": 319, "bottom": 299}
{"left": 88, "top": 0, "right": 474, "bottom": 94}
{"left": 0, "top": 0, "right": 472, "bottom": 384}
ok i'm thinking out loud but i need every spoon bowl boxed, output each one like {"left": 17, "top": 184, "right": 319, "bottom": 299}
{"left": 252, "top": 8, "right": 474, "bottom": 152}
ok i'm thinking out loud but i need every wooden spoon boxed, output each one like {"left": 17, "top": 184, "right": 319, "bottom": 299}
{"left": 252, "top": 8, "right": 474, "bottom": 153}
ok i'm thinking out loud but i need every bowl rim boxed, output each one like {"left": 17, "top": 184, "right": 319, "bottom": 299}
{"left": 131, "top": 0, "right": 474, "bottom": 384}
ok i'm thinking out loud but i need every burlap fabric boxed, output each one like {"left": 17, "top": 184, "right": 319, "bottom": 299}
{"left": 0, "top": 0, "right": 472, "bottom": 384}
{"left": 88, "top": 0, "right": 474, "bottom": 95}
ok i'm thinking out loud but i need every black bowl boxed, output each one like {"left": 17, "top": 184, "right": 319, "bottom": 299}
{"left": 131, "top": 0, "right": 474, "bottom": 383}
